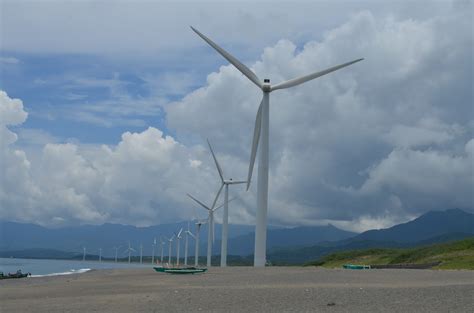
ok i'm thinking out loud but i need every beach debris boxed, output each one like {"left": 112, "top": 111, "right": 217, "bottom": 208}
{"left": 327, "top": 302, "right": 336, "bottom": 306}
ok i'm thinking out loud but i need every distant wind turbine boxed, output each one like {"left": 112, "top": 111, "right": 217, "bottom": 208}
{"left": 139, "top": 243, "right": 143, "bottom": 264}
{"left": 184, "top": 222, "right": 194, "bottom": 266}
{"left": 191, "top": 26, "right": 363, "bottom": 267}
{"left": 152, "top": 238, "right": 156, "bottom": 265}
{"left": 166, "top": 235, "right": 175, "bottom": 265}
{"left": 159, "top": 237, "right": 165, "bottom": 263}
{"left": 82, "top": 247, "right": 86, "bottom": 261}
{"left": 125, "top": 241, "right": 136, "bottom": 264}
{"left": 207, "top": 139, "right": 246, "bottom": 267}
{"left": 187, "top": 192, "right": 235, "bottom": 267}
{"left": 175, "top": 228, "right": 183, "bottom": 267}
{"left": 193, "top": 220, "right": 205, "bottom": 267}
{"left": 99, "top": 248, "right": 102, "bottom": 262}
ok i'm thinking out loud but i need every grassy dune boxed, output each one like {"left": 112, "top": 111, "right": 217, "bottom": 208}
{"left": 306, "top": 237, "right": 474, "bottom": 270}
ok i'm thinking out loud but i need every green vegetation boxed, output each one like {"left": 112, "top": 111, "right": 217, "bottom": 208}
{"left": 305, "top": 237, "right": 474, "bottom": 270}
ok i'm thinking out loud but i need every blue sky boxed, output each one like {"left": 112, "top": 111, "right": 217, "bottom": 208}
{"left": 0, "top": 0, "right": 472, "bottom": 230}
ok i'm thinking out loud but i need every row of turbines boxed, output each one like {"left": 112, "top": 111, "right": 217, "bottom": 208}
{"left": 81, "top": 27, "right": 362, "bottom": 268}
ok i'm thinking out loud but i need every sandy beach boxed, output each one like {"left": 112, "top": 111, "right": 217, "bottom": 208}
{"left": 2, "top": 267, "right": 473, "bottom": 312}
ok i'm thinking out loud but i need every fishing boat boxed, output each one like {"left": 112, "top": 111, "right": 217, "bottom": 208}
{"left": 0, "top": 270, "right": 31, "bottom": 280}
{"left": 153, "top": 266, "right": 207, "bottom": 274}
{"left": 343, "top": 264, "right": 371, "bottom": 270}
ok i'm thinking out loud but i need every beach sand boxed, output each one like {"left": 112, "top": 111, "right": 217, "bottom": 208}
{"left": 1, "top": 267, "right": 473, "bottom": 312}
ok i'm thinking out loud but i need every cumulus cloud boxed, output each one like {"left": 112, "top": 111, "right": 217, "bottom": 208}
{"left": 1, "top": 5, "right": 472, "bottom": 231}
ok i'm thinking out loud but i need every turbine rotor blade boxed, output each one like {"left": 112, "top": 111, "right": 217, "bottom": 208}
{"left": 229, "top": 180, "right": 247, "bottom": 185}
{"left": 247, "top": 99, "right": 263, "bottom": 190}
{"left": 271, "top": 58, "right": 364, "bottom": 91}
{"left": 207, "top": 139, "right": 225, "bottom": 183}
{"left": 210, "top": 183, "right": 224, "bottom": 210}
{"left": 214, "top": 197, "right": 236, "bottom": 211}
{"left": 187, "top": 193, "right": 211, "bottom": 211}
{"left": 177, "top": 228, "right": 183, "bottom": 238}
{"left": 190, "top": 26, "right": 263, "bottom": 89}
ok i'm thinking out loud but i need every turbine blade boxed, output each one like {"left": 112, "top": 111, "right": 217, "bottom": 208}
{"left": 187, "top": 193, "right": 211, "bottom": 211}
{"left": 214, "top": 197, "right": 236, "bottom": 211}
{"left": 190, "top": 26, "right": 262, "bottom": 89}
{"left": 247, "top": 99, "right": 263, "bottom": 190}
{"left": 207, "top": 139, "right": 224, "bottom": 183}
{"left": 177, "top": 228, "right": 183, "bottom": 238}
{"left": 271, "top": 58, "right": 364, "bottom": 91}
{"left": 229, "top": 180, "right": 247, "bottom": 185}
{"left": 210, "top": 183, "right": 224, "bottom": 210}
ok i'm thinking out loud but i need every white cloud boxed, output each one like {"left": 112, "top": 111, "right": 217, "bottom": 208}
{"left": 1, "top": 5, "right": 472, "bottom": 231}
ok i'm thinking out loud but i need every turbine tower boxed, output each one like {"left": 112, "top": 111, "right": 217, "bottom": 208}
{"left": 193, "top": 220, "right": 205, "bottom": 267}
{"left": 207, "top": 139, "right": 246, "bottom": 267}
{"left": 99, "top": 248, "right": 102, "bottom": 262}
{"left": 139, "top": 243, "right": 143, "bottom": 264}
{"left": 191, "top": 26, "right": 363, "bottom": 267}
{"left": 184, "top": 222, "right": 194, "bottom": 266}
{"left": 175, "top": 228, "right": 183, "bottom": 266}
{"left": 159, "top": 237, "right": 165, "bottom": 264}
{"left": 166, "top": 235, "right": 175, "bottom": 265}
{"left": 114, "top": 246, "right": 120, "bottom": 263}
{"left": 82, "top": 247, "right": 86, "bottom": 261}
{"left": 152, "top": 238, "right": 156, "bottom": 265}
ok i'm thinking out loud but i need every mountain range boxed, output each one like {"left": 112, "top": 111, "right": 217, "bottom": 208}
{"left": 1, "top": 209, "right": 472, "bottom": 263}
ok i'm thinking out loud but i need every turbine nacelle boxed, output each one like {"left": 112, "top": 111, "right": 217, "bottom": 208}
{"left": 262, "top": 79, "right": 271, "bottom": 92}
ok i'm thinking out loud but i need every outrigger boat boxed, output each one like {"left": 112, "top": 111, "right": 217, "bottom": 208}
{"left": 153, "top": 266, "right": 207, "bottom": 274}
{"left": 0, "top": 270, "right": 31, "bottom": 280}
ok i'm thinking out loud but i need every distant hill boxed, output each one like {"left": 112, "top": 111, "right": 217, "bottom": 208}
{"left": 0, "top": 221, "right": 255, "bottom": 257}
{"left": 222, "top": 224, "right": 356, "bottom": 255}
{"left": 266, "top": 209, "right": 474, "bottom": 264}
{"left": 348, "top": 208, "right": 474, "bottom": 244}
{"left": 306, "top": 237, "right": 474, "bottom": 270}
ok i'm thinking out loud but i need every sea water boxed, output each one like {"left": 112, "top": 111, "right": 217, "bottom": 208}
{"left": 0, "top": 257, "right": 151, "bottom": 277}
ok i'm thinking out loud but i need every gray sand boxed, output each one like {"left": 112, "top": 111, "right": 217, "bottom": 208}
{"left": 1, "top": 267, "right": 473, "bottom": 312}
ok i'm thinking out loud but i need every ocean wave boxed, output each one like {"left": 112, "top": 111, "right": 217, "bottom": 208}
{"left": 30, "top": 268, "right": 91, "bottom": 277}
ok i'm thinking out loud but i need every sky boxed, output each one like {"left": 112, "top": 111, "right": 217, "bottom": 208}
{"left": 0, "top": 0, "right": 472, "bottom": 232}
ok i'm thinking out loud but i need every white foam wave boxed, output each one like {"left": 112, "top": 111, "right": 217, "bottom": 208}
{"left": 31, "top": 268, "right": 91, "bottom": 277}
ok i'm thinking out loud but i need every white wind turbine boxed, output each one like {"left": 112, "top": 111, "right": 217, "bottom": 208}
{"left": 125, "top": 241, "right": 136, "bottom": 264}
{"left": 191, "top": 26, "right": 363, "bottom": 267}
{"left": 139, "top": 243, "right": 143, "bottom": 264}
{"left": 113, "top": 246, "right": 120, "bottom": 263}
{"left": 186, "top": 190, "right": 222, "bottom": 267}
{"left": 152, "top": 238, "right": 156, "bottom": 265}
{"left": 82, "top": 247, "right": 86, "bottom": 261}
{"left": 184, "top": 222, "right": 193, "bottom": 266}
{"left": 207, "top": 139, "right": 246, "bottom": 267}
{"left": 159, "top": 237, "right": 166, "bottom": 264}
{"left": 166, "top": 235, "right": 175, "bottom": 265}
{"left": 99, "top": 248, "right": 102, "bottom": 262}
{"left": 175, "top": 228, "right": 184, "bottom": 267}
{"left": 192, "top": 219, "right": 206, "bottom": 267}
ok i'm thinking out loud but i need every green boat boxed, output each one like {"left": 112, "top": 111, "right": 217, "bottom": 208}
{"left": 153, "top": 266, "right": 207, "bottom": 274}
{"left": 343, "top": 264, "right": 371, "bottom": 270}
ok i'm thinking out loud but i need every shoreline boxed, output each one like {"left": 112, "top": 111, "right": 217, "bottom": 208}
{"left": 3, "top": 267, "right": 473, "bottom": 312}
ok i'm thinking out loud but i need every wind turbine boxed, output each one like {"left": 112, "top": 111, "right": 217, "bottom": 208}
{"left": 99, "top": 248, "right": 102, "bottom": 262}
{"left": 207, "top": 139, "right": 246, "bottom": 267}
{"left": 191, "top": 26, "right": 363, "bottom": 267}
{"left": 125, "top": 241, "right": 136, "bottom": 264}
{"left": 139, "top": 243, "right": 143, "bottom": 264}
{"left": 82, "top": 247, "right": 86, "bottom": 261}
{"left": 175, "top": 228, "right": 184, "bottom": 267}
{"left": 187, "top": 192, "right": 235, "bottom": 267}
{"left": 187, "top": 190, "right": 222, "bottom": 267}
{"left": 113, "top": 246, "right": 120, "bottom": 263}
{"left": 193, "top": 219, "right": 206, "bottom": 267}
{"left": 152, "top": 238, "right": 156, "bottom": 265}
{"left": 166, "top": 235, "right": 175, "bottom": 265}
{"left": 184, "top": 222, "right": 194, "bottom": 266}
{"left": 159, "top": 237, "right": 166, "bottom": 263}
